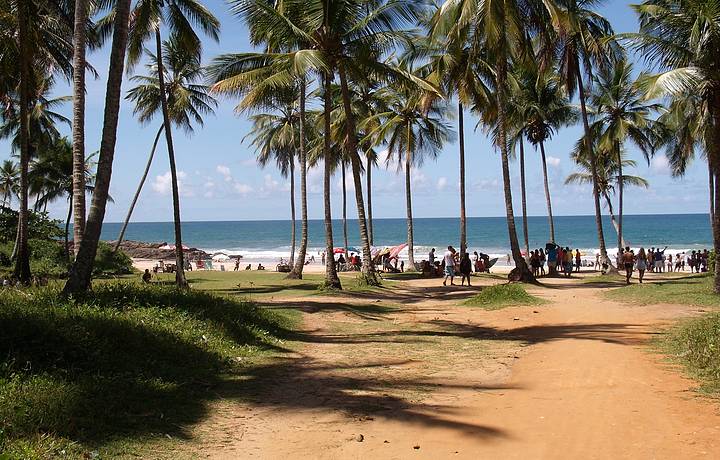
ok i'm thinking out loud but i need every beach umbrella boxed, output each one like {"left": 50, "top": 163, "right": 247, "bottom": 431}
{"left": 389, "top": 243, "right": 408, "bottom": 259}
{"left": 333, "top": 247, "right": 346, "bottom": 254}
{"left": 347, "top": 246, "right": 359, "bottom": 253}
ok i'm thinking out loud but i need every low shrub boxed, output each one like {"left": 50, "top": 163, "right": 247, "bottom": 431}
{"left": 662, "top": 312, "right": 720, "bottom": 393}
{"left": 463, "top": 283, "right": 545, "bottom": 310}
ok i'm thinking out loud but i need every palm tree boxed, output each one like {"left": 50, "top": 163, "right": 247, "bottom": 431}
{"left": 0, "top": 160, "right": 19, "bottom": 207}
{"left": 567, "top": 140, "right": 649, "bottom": 246}
{"left": 550, "top": 0, "right": 619, "bottom": 268}
{"left": 589, "top": 57, "right": 659, "bottom": 253}
{"left": 514, "top": 60, "right": 575, "bottom": 243}
{"left": 8, "top": 0, "right": 73, "bottom": 283}
{"left": 71, "top": 0, "right": 89, "bottom": 256}
{"left": 433, "top": 0, "right": 536, "bottom": 281}
{"left": 626, "top": 0, "right": 720, "bottom": 290}
{"left": 126, "top": 0, "right": 220, "bottom": 289}
{"left": 116, "top": 37, "right": 217, "bottom": 252}
{"left": 656, "top": 93, "right": 712, "bottom": 219}
{"left": 64, "top": 0, "right": 133, "bottom": 294}
{"left": 29, "top": 137, "right": 100, "bottom": 258}
{"left": 427, "top": 19, "right": 491, "bottom": 256}
{"left": 243, "top": 89, "right": 299, "bottom": 265}
{"left": 364, "top": 78, "right": 453, "bottom": 270}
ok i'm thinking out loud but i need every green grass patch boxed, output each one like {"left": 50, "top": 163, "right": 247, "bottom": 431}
{"left": 149, "top": 270, "right": 397, "bottom": 300}
{"left": 0, "top": 283, "right": 297, "bottom": 458}
{"left": 604, "top": 274, "right": 720, "bottom": 307}
{"left": 463, "top": 283, "right": 545, "bottom": 310}
{"left": 659, "top": 312, "right": 720, "bottom": 394}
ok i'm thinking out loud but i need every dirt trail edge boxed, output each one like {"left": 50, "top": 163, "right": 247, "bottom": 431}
{"left": 189, "top": 275, "right": 720, "bottom": 459}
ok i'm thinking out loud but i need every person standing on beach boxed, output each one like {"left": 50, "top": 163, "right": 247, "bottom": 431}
{"left": 443, "top": 246, "right": 457, "bottom": 286}
{"left": 575, "top": 249, "right": 581, "bottom": 272}
{"left": 667, "top": 253, "right": 673, "bottom": 272}
{"left": 429, "top": 248, "right": 436, "bottom": 264}
{"left": 459, "top": 252, "right": 472, "bottom": 286}
{"left": 622, "top": 247, "right": 635, "bottom": 284}
{"left": 655, "top": 246, "right": 667, "bottom": 273}
{"left": 321, "top": 252, "right": 326, "bottom": 266}
{"left": 636, "top": 247, "right": 647, "bottom": 283}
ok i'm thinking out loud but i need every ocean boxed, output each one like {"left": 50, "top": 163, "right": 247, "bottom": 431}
{"left": 100, "top": 214, "right": 713, "bottom": 263}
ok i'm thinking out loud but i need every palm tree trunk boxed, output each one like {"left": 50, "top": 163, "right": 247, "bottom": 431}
{"left": 519, "top": 137, "right": 529, "bottom": 256}
{"left": 337, "top": 64, "right": 376, "bottom": 282}
{"left": 65, "top": 194, "right": 73, "bottom": 260}
{"left": 289, "top": 154, "right": 296, "bottom": 266}
{"left": 459, "top": 102, "right": 467, "bottom": 255}
{"left": 616, "top": 141, "right": 623, "bottom": 252}
{"left": 497, "top": 56, "right": 532, "bottom": 281}
{"left": 604, "top": 193, "right": 626, "bottom": 248}
{"left": 14, "top": 0, "right": 32, "bottom": 283}
{"left": 342, "top": 161, "right": 348, "bottom": 262}
{"left": 114, "top": 124, "right": 164, "bottom": 252}
{"left": 289, "top": 80, "right": 308, "bottom": 279}
{"left": 539, "top": 141, "right": 555, "bottom": 243}
{"left": 710, "top": 94, "right": 720, "bottom": 293}
{"left": 405, "top": 143, "right": 415, "bottom": 269}
{"left": 71, "top": 0, "right": 88, "bottom": 257}
{"left": 577, "top": 69, "right": 610, "bottom": 267}
{"left": 64, "top": 0, "right": 133, "bottom": 294}
{"left": 322, "top": 71, "right": 341, "bottom": 289}
{"left": 154, "top": 28, "right": 187, "bottom": 289}
{"left": 366, "top": 155, "right": 373, "bottom": 246}
{"left": 709, "top": 162, "right": 715, "bottom": 228}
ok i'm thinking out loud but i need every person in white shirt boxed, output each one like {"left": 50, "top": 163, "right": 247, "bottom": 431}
{"left": 443, "top": 246, "right": 457, "bottom": 286}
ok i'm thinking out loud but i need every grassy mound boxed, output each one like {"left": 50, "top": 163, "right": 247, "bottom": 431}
{"left": 463, "top": 283, "right": 545, "bottom": 310}
{"left": 661, "top": 312, "right": 720, "bottom": 394}
{"left": 604, "top": 274, "right": 720, "bottom": 307}
{"left": 0, "top": 283, "right": 295, "bottom": 458}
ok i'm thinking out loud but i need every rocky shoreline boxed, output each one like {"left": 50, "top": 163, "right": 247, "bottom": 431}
{"left": 109, "top": 240, "right": 210, "bottom": 261}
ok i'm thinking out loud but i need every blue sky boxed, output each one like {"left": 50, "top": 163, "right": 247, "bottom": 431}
{"left": 1, "top": 0, "right": 710, "bottom": 223}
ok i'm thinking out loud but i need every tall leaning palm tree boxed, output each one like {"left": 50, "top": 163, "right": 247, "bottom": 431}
{"left": 115, "top": 37, "right": 217, "bottom": 251}
{"left": 127, "top": 0, "right": 220, "bottom": 288}
{"left": 365, "top": 79, "right": 453, "bottom": 270}
{"left": 567, "top": 139, "right": 649, "bottom": 246}
{"left": 65, "top": 0, "right": 133, "bottom": 294}
{"left": 549, "top": 0, "right": 619, "bottom": 267}
{"left": 71, "top": 0, "right": 89, "bottom": 255}
{"left": 589, "top": 57, "right": 658, "bottom": 253}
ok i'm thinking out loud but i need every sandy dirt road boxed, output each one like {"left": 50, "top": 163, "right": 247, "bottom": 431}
{"left": 188, "top": 274, "right": 720, "bottom": 459}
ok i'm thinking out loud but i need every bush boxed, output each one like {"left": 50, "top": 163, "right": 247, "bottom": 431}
{"left": 0, "top": 283, "right": 294, "bottom": 457}
{"left": 93, "top": 241, "right": 133, "bottom": 275}
{"left": 463, "top": 283, "right": 545, "bottom": 310}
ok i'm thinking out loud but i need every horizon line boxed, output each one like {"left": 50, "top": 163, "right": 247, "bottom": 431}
{"left": 102, "top": 212, "right": 710, "bottom": 225}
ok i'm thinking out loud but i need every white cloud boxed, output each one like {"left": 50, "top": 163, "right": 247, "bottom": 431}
{"left": 217, "top": 165, "right": 233, "bottom": 182}
{"left": 437, "top": 176, "right": 448, "bottom": 191}
{"left": 152, "top": 171, "right": 193, "bottom": 196}
{"left": 233, "top": 183, "right": 253, "bottom": 195}
{"left": 651, "top": 155, "right": 671, "bottom": 175}
{"left": 546, "top": 156, "right": 561, "bottom": 168}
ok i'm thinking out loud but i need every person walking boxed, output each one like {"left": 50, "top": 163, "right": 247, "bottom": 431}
{"left": 622, "top": 246, "right": 635, "bottom": 284}
{"left": 443, "top": 246, "right": 457, "bottom": 286}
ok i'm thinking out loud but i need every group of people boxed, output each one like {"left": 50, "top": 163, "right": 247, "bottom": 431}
{"left": 338, "top": 253, "right": 363, "bottom": 271}
{"left": 620, "top": 247, "right": 712, "bottom": 284}
{"left": 433, "top": 246, "right": 492, "bottom": 286}
{"left": 528, "top": 244, "right": 582, "bottom": 277}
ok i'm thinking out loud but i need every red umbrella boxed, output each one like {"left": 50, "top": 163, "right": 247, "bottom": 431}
{"left": 389, "top": 243, "right": 408, "bottom": 259}
{"left": 333, "top": 247, "right": 346, "bottom": 254}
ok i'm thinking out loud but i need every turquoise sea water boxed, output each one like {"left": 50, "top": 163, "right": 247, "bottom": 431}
{"left": 100, "top": 214, "right": 712, "bottom": 262}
